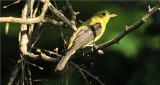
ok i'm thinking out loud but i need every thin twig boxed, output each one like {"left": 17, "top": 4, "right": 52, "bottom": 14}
{"left": 29, "top": 0, "right": 42, "bottom": 48}
{"left": 79, "top": 69, "right": 89, "bottom": 85}
{"left": 26, "top": 61, "right": 43, "bottom": 70}
{"left": 39, "top": 0, "right": 49, "bottom": 18}
{"left": 18, "top": 50, "right": 60, "bottom": 63}
{"left": 48, "top": 2, "right": 77, "bottom": 31}
{"left": 32, "top": 47, "right": 62, "bottom": 58}
{"left": 28, "top": 0, "right": 35, "bottom": 45}
{"left": 27, "top": 64, "right": 32, "bottom": 85}
{"left": 7, "top": 63, "right": 21, "bottom": 85}
{"left": 33, "top": 0, "right": 40, "bottom": 17}
{"left": 53, "top": 0, "right": 58, "bottom": 9}
{"left": 25, "top": 79, "right": 49, "bottom": 82}
{"left": 16, "top": 79, "right": 21, "bottom": 85}
{"left": 30, "top": 23, "right": 44, "bottom": 47}
{"left": 5, "top": 22, "right": 9, "bottom": 34}
{"left": 66, "top": 0, "right": 79, "bottom": 25}
{"left": 70, "top": 62, "right": 105, "bottom": 85}
{"left": 21, "top": 56, "right": 26, "bottom": 85}
{"left": 39, "top": 51, "right": 60, "bottom": 62}
{"left": 28, "top": 0, "right": 49, "bottom": 48}
{"left": 3, "top": 0, "right": 21, "bottom": 8}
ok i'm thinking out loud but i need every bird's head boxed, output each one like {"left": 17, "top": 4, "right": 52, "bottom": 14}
{"left": 93, "top": 10, "right": 117, "bottom": 24}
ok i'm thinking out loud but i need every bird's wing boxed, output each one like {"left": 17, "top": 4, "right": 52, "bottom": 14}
{"left": 56, "top": 23, "right": 101, "bottom": 71}
{"left": 68, "top": 23, "right": 102, "bottom": 51}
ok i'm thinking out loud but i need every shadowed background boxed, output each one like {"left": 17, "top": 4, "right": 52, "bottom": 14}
{"left": 1, "top": 1, "right": 160, "bottom": 85}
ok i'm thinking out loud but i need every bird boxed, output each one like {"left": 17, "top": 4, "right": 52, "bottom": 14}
{"left": 55, "top": 10, "right": 117, "bottom": 71}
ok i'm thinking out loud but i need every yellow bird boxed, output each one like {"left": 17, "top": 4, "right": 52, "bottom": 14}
{"left": 56, "top": 10, "right": 117, "bottom": 70}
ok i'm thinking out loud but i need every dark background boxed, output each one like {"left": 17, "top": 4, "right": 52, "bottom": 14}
{"left": 1, "top": 0, "right": 160, "bottom": 85}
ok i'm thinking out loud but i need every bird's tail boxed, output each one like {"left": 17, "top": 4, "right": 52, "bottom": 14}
{"left": 55, "top": 50, "right": 75, "bottom": 71}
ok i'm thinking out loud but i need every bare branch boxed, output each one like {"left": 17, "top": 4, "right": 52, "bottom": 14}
{"left": 5, "top": 22, "right": 9, "bottom": 34}
{"left": 28, "top": 0, "right": 35, "bottom": 43}
{"left": 66, "top": 0, "right": 79, "bottom": 25}
{"left": 70, "top": 62, "right": 105, "bottom": 85}
{"left": 0, "top": 17, "right": 64, "bottom": 26}
{"left": 32, "top": 47, "right": 62, "bottom": 58}
{"left": 79, "top": 69, "right": 89, "bottom": 85}
{"left": 36, "top": 49, "right": 60, "bottom": 62}
{"left": 39, "top": 0, "right": 49, "bottom": 18}
{"left": 25, "top": 79, "right": 49, "bottom": 82}
{"left": 96, "top": 2, "right": 160, "bottom": 50}
{"left": 3, "top": 0, "right": 20, "bottom": 8}
{"left": 26, "top": 61, "right": 43, "bottom": 70}
{"left": 18, "top": 49, "right": 60, "bottom": 63}
{"left": 33, "top": 0, "right": 40, "bottom": 17}
{"left": 7, "top": 63, "right": 21, "bottom": 85}
{"left": 19, "top": 0, "right": 37, "bottom": 57}
{"left": 40, "top": 51, "right": 59, "bottom": 62}
{"left": 2, "top": 1, "right": 159, "bottom": 85}
{"left": 48, "top": 2, "right": 77, "bottom": 31}
{"left": 27, "top": 64, "right": 32, "bottom": 85}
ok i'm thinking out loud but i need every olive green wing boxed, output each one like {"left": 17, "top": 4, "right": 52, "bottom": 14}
{"left": 55, "top": 23, "right": 102, "bottom": 70}
{"left": 68, "top": 23, "right": 102, "bottom": 51}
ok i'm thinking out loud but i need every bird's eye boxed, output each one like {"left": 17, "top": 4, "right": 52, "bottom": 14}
{"left": 101, "top": 12, "right": 106, "bottom": 16}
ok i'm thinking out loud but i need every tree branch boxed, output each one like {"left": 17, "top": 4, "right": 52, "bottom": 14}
{"left": 70, "top": 62, "right": 105, "bottom": 85}
{"left": 7, "top": 63, "right": 21, "bottom": 85}
{"left": 0, "top": 17, "right": 64, "bottom": 26}
{"left": 19, "top": 0, "right": 36, "bottom": 57}
{"left": 66, "top": 0, "right": 79, "bottom": 25}
{"left": 39, "top": 0, "right": 49, "bottom": 18}
{"left": 28, "top": 0, "right": 35, "bottom": 44}
{"left": 48, "top": 2, "right": 77, "bottom": 31}
{"left": 2, "top": 1, "right": 160, "bottom": 85}
{"left": 96, "top": 2, "right": 160, "bottom": 50}
{"left": 33, "top": 47, "right": 62, "bottom": 58}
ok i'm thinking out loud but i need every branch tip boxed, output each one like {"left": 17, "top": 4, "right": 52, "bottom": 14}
{"left": 142, "top": 17, "right": 147, "bottom": 22}
{"left": 125, "top": 25, "right": 129, "bottom": 31}
{"left": 54, "top": 48, "right": 59, "bottom": 53}
{"left": 5, "top": 23, "right": 9, "bottom": 34}
{"left": 75, "top": 12, "right": 80, "bottom": 15}
{"left": 3, "top": 6, "right": 7, "bottom": 8}
{"left": 3, "top": 0, "right": 20, "bottom": 9}
{"left": 148, "top": 5, "right": 152, "bottom": 12}
{"left": 97, "top": 50, "right": 104, "bottom": 55}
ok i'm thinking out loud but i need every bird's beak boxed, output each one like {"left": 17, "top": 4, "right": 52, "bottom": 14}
{"left": 109, "top": 13, "right": 117, "bottom": 18}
